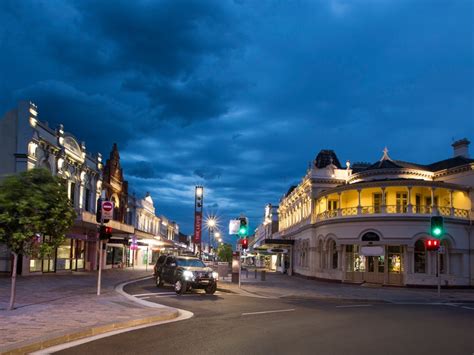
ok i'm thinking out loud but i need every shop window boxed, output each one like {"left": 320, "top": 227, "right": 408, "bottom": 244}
{"left": 388, "top": 246, "right": 402, "bottom": 273}
{"left": 414, "top": 240, "right": 426, "bottom": 273}
{"left": 345, "top": 245, "right": 365, "bottom": 272}
{"left": 56, "top": 239, "right": 72, "bottom": 271}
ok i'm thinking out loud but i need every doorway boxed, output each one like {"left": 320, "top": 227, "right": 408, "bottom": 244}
{"left": 364, "top": 255, "right": 385, "bottom": 283}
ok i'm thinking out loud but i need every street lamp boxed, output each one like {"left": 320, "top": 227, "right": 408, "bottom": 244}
{"left": 205, "top": 216, "right": 219, "bottom": 259}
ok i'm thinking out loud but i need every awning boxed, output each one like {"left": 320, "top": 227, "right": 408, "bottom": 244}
{"left": 253, "top": 239, "right": 294, "bottom": 253}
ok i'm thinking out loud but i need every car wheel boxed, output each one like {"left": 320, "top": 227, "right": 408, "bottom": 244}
{"left": 205, "top": 282, "right": 217, "bottom": 295}
{"left": 155, "top": 275, "right": 163, "bottom": 287}
{"left": 174, "top": 279, "right": 187, "bottom": 295}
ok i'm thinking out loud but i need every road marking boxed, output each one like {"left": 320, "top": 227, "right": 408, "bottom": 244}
{"left": 133, "top": 292, "right": 175, "bottom": 297}
{"left": 242, "top": 308, "right": 295, "bottom": 316}
{"left": 461, "top": 306, "right": 474, "bottom": 311}
{"left": 336, "top": 304, "right": 373, "bottom": 308}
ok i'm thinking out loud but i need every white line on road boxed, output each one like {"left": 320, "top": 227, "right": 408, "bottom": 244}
{"left": 132, "top": 292, "right": 175, "bottom": 297}
{"left": 335, "top": 304, "right": 373, "bottom": 308}
{"left": 461, "top": 306, "right": 474, "bottom": 311}
{"left": 241, "top": 308, "right": 295, "bottom": 316}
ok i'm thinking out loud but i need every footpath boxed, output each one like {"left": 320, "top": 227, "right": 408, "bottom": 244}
{"left": 0, "top": 268, "right": 177, "bottom": 354}
{"left": 219, "top": 270, "right": 474, "bottom": 303}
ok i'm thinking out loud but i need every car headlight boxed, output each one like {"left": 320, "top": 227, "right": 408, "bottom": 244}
{"left": 183, "top": 270, "right": 194, "bottom": 280}
{"left": 212, "top": 271, "right": 218, "bottom": 280}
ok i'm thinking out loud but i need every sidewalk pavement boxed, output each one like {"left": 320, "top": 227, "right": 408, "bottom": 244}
{"left": 0, "top": 268, "right": 178, "bottom": 354}
{"left": 218, "top": 270, "right": 474, "bottom": 303}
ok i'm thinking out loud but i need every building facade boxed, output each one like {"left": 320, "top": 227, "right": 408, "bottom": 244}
{"left": 276, "top": 141, "right": 474, "bottom": 286}
{"left": 0, "top": 101, "right": 103, "bottom": 275}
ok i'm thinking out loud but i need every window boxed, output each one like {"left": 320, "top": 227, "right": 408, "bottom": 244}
{"left": 331, "top": 241, "right": 338, "bottom": 269}
{"left": 345, "top": 245, "right": 365, "bottom": 272}
{"left": 414, "top": 240, "right": 426, "bottom": 273}
{"left": 69, "top": 182, "right": 76, "bottom": 206}
{"left": 328, "top": 200, "right": 338, "bottom": 211}
{"left": 85, "top": 188, "right": 91, "bottom": 212}
{"left": 388, "top": 246, "right": 402, "bottom": 273}
{"left": 396, "top": 192, "right": 408, "bottom": 213}
{"left": 373, "top": 193, "right": 382, "bottom": 213}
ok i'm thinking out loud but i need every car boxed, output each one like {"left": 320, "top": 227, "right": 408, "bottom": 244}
{"left": 154, "top": 255, "right": 218, "bottom": 295}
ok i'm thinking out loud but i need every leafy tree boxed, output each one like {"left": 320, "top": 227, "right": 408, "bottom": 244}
{"left": 0, "top": 168, "right": 76, "bottom": 310}
{"left": 217, "top": 243, "right": 233, "bottom": 263}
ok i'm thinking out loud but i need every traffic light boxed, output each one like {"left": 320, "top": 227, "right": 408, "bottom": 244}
{"left": 430, "top": 216, "right": 444, "bottom": 238}
{"left": 96, "top": 198, "right": 110, "bottom": 223}
{"left": 425, "top": 239, "right": 440, "bottom": 251}
{"left": 99, "top": 225, "right": 112, "bottom": 241}
{"left": 238, "top": 217, "right": 248, "bottom": 237}
{"left": 242, "top": 238, "right": 248, "bottom": 250}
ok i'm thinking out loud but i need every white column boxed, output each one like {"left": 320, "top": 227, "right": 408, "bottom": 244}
{"left": 407, "top": 186, "right": 412, "bottom": 214}
{"left": 338, "top": 192, "right": 342, "bottom": 216}
{"left": 381, "top": 187, "right": 386, "bottom": 214}
{"left": 357, "top": 189, "right": 362, "bottom": 214}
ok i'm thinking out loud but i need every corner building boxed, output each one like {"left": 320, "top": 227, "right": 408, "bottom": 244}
{"left": 276, "top": 140, "right": 474, "bottom": 286}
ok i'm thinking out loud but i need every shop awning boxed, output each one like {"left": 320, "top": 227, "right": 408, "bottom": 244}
{"left": 253, "top": 239, "right": 294, "bottom": 253}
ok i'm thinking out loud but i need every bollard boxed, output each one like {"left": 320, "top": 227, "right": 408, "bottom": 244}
{"left": 261, "top": 270, "right": 266, "bottom": 281}
{"left": 255, "top": 269, "right": 257, "bottom": 279}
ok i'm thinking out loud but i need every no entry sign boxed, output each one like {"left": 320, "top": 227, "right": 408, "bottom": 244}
{"left": 101, "top": 201, "right": 114, "bottom": 220}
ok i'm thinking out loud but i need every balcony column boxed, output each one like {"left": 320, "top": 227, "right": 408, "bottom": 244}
{"left": 357, "top": 189, "right": 362, "bottom": 215}
{"left": 431, "top": 188, "right": 437, "bottom": 215}
{"left": 381, "top": 187, "right": 386, "bottom": 214}
{"left": 449, "top": 190, "right": 454, "bottom": 216}
{"left": 338, "top": 192, "right": 342, "bottom": 217}
{"left": 407, "top": 186, "right": 413, "bottom": 214}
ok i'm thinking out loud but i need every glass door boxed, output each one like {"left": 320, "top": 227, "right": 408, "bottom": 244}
{"left": 365, "top": 255, "right": 385, "bottom": 283}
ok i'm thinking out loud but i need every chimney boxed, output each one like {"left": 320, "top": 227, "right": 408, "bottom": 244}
{"left": 452, "top": 138, "right": 470, "bottom": 158}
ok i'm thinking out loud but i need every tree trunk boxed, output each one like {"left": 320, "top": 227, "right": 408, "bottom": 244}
{"left": 8, "top": 252, "right": 18, "bottom": 311}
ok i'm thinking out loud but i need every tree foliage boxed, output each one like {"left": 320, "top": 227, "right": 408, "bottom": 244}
{"left": 0, "top": 168, "right": 76, "bottom": 258}
{"left": 217, "top": 243, "right": 233, "bottom": 263}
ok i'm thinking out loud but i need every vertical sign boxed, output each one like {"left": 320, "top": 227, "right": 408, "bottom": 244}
{"left": 194, "top": 212, "right": 202, "bottom": 243}
{"left": 193, "top": 186, "right": 204, "bottom": 246}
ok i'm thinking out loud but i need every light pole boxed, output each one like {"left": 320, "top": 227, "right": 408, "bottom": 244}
{"left": 194, "top": 186, "right": 204, "bottom": 258}
{"left": 206, "top": 217, "right": 216, "bottom": 259}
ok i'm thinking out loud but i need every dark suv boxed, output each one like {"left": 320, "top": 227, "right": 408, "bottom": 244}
{"left": 154, "top": 255, "right": 218, "bottom": 295}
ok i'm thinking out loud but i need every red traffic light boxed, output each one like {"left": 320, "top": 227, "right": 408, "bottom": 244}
{"left": 105, "top": 227, "right": 112, "bottom": 234}
{"left": 242, "top": 238, "right": 248, "bottom": 250}
{"left": 425, "top": 239, "right": 440, "bottom": 251}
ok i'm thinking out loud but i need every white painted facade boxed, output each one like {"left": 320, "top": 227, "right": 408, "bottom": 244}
{"left": 276, "top": 143, "right": 474, "bottom": 286}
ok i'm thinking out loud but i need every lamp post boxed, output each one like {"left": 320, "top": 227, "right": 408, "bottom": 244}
{"left": 206, "top": 217, "right": 216, "bottom": 260}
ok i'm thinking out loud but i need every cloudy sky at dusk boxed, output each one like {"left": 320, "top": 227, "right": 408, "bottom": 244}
{"left": 0, "top": 0, "right": 472, "bottom": 240}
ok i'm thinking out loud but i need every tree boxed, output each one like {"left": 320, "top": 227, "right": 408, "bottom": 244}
{"left": 217, "top": 243, "right": 233, "bottom": 263}
{"left": 0, "top": 168, "right": 76, "bottom": 310}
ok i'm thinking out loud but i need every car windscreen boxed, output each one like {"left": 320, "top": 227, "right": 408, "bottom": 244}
{"left": 176, "top": 258, "right": 206, "bottom": 267}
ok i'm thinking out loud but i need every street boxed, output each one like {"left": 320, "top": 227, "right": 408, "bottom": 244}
{"left": 56, "top": 278, "right": 474, "bottom": 355}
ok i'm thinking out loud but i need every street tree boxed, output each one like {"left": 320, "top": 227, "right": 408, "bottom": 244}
{"left": 0, "top": 168, "right": 76, "bottom": 310}
{"left": 217, "top": 243, "right": 233, "bottom": 263}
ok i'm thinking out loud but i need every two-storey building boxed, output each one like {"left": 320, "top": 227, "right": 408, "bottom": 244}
{"left": 277, "top": 141, "right": 473, "bottom": 286}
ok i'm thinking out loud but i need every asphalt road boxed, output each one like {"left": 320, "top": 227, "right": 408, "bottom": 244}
{"left": 57, "top": 279, "right": 474, "bottom": 355}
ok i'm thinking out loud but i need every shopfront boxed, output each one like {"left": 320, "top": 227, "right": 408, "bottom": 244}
{"left": 344, "top": 244, "right": 403, "bottom": 285}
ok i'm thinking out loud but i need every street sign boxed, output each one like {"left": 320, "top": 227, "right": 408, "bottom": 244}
{"left": 229, "top": 219, "right": 240, "bottom": 234}
{"left": 438, "top": 246, "right": 445, "bottom": 253}
{"left": 101, "top": 201, "right": 114, "bottom": 220}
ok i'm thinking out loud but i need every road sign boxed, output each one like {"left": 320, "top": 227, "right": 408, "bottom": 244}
{"left": 438, "top": 246, "right": 445, "bottom": 253}
{"left": 236, "top": 243, "right": 242, "bottom": 252}
{"left": 101, "top": 201, "right": 114, "bottom": 220}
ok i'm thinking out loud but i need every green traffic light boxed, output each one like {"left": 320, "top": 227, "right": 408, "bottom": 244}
{"left": 432, "top": 227, "right": 442, "bottom": 236}
{"left": 238, "top": 227, "right": 247, "bottom": 236}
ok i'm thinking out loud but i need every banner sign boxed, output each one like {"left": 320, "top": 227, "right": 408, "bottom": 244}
{"left": 194, "top": 212, "right": 202, "bottom": 243}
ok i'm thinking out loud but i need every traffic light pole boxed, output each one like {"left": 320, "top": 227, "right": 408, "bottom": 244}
{"left": 437, "top": 249, "right": 441, "bottom": 297}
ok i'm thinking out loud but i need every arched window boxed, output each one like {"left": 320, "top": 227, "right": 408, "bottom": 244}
{"left": 318, "top": 240, "right": 324, "bottom": 269}
{"left": 330, "top": 240, "right": 338, "bottom": 269}
{"left": 414, "top": 240, "right": 426, "bottom": 273}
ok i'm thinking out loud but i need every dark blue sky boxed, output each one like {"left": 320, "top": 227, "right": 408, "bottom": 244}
{"left": 1, "top": 0, "right": 473, "bottom": 240}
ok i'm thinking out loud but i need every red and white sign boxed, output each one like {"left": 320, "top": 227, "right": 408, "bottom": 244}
{"left": 101, "top": 201, "right": 114, "bottom": 220}
{"left": 194, "top": 212, "right": 202, "bottom": 243}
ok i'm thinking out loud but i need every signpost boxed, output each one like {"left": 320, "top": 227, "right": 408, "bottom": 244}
{"left": 97, "top": 200, "right": 113, "bottom": 296}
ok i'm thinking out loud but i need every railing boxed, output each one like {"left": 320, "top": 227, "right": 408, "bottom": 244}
{"left": 454, "top": 208, "right": 469, "bottom": 218}
{"left": 340, "top": 207, "right": 358, "bottom": 216}
{"left": 314, "top": 204, "right": 469, "bottom": 222}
